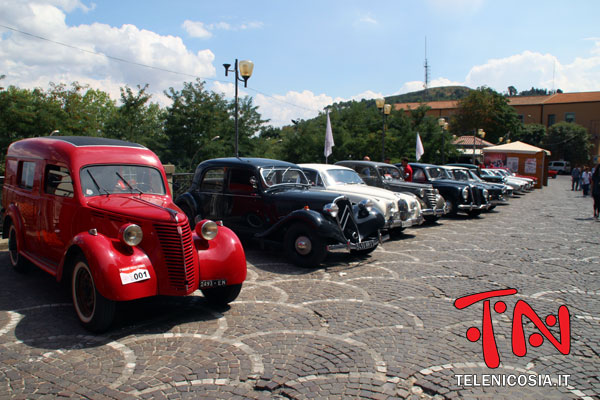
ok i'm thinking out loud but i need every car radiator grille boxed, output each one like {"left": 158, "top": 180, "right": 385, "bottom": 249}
{"left": 154, "top": 221, "right": 196, "bottom": 291}
{"left": 423, "top": 188, "right": 437, "bottom": 208}
{"left": 335, "top": 198, "right": 360, "bottom": 243}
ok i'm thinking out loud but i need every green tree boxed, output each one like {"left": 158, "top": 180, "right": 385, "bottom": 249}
{"left": 163, "top": 80, "right": 230, "bottom": 170}
{"left": 543, "top": 122, "right": 591, "bottom": 165}
{"left": 451, "top": 87, "right": 522, "bottom": 144}
{"left": 47, "top": 82, "right": 116, "bottom": 136}
{"left": 105, "top": 85, "right": 165, "bottom": 151}
{"left": 515, "top": 123, "right": 546, "bottom": 147}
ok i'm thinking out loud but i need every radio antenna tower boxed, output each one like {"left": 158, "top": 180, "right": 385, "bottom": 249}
{"left": 424, "top": 37, "right": 430, "bottom": 98}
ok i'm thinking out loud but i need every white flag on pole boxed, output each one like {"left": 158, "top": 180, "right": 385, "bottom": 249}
{"left": 416, "top": 133, "right": 424, "bottom": 161}
{"left": 324, "top": 110, "right": 334, "bottom": 160}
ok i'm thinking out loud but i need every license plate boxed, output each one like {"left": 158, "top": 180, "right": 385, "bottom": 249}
{"left": 119, "top": 265, "right": 150, "bottom": 285}
{"left": 199, "top": 279, "right": 227, "bottom": 289}
{"left": 355, "top": 239, "right": 378, "bottom": 250}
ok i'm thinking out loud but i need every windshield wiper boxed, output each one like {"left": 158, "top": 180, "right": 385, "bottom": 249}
{"left": 115, "top": 172, "right": 143, "bottom": 195}
{"left": 87, "top": 170, "right": 110, "bottom": 196}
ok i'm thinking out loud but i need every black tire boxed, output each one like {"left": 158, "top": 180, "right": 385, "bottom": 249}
{"left": 8, "top": 224, "right": 29, "bottom": 273}
{"left": 467, "top": 209, "right": 482, "bottom": 217}
{"left": 71, "top": 255, "right": 116, "bottom": 333}
{"left": 202, "top": 284, "right": 242, "bottom": 306}
{"left": 488, "top": 205, "right": 496, "bottom": 211}
{"left": 445, "top": 198, "right": 458, "bottom": 216}
{"left": 423, "top": 215, "right": 440, "bottom": 224}
{"left": 284, "top": 223, "right": 327, "bottom": 268}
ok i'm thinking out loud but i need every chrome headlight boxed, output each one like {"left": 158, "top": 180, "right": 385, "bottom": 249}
{"left": 197, "top": 220, "right": 218, "bottom": 240}
{"left": 358, "top": 199, "right": 374, "bottom": 212}
{"left": 398, "top": 199, "right": 409, "bottom": 221}
{"left": 323, "top": 202, "right": 339, "bottom": 218}
{"left": 482, "top": 189, "right": 489, "bottom": 200}
{"left": 462, "top": 187, "right": 469, "bottom": 201}
{"left": 119, "top": 223, "right": 143, "bottom": 247}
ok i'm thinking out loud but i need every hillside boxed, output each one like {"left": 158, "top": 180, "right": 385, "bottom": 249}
{"left": 384, "top": 86, "right": 471, "bottom": 104}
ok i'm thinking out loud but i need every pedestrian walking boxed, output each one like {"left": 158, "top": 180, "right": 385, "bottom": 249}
{"left": 581, "top": 166, "right": 592, "bottom": 196}
{"left": 571, "top": 165, "right": 581, "bottom": 190}
{"left": 592, "top": 164, "right": 600, "bottom": 219}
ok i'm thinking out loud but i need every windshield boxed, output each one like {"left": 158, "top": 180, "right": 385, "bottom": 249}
{"left": 425, "top": 167, "right": 451, "bottom": 180}
{"left": 260, "top": 166, "right": 309, "bottom": 187}
{"left": 467, "top": 170, "right": 484, "bottom": 182}
{"left": 377, "top": 166, "right": 404, "bottom": 181}
{"left": 80, "top": 165, "right": 166, "bottom": 196}
{"left": 451, "top": 169, "right": 471, "bottom": 181}
{"left": 323, "top": 169, "right": 365, "bottom": 185}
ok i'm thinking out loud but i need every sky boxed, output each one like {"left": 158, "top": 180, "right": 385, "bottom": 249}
{"left": 1, "top": 0, "right": 599, "bottom": 128}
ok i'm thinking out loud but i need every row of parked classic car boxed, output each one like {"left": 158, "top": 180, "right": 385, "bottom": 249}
{"left": 0, "top": 136, "right": 537, "bottom": 332}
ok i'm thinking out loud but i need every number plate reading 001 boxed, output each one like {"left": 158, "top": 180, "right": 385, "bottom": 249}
{"left": 355, "top": 239, "right": 378, "bottom": 250}
{"left": 119, "top": 265, "right": 151, "bottom": 285}
{"left": 199, "top": 279, "right": 227, "bottom": 289}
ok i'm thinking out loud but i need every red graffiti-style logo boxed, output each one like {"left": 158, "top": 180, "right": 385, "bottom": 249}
{"left": 454, "top": 289, "right": 571, "bottom": 368}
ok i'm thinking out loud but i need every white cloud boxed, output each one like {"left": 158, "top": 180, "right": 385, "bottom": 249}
{"left": 182, "top": 20, "right": 212, "bottom": 39}
{"left": 254, "top": 90, "right": 343, "bottom": 127}
{"left": 0, "top": 2, "right": 216, "bottom": 106}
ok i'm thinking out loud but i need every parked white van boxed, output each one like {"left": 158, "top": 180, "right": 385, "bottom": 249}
{"left": 549, "top": 161, "right": 571, "bottom": 174}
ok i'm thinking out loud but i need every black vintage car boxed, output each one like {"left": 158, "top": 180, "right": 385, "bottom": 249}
{"left": 442, "top": 166, "right": 509, "bottom": 211}
{"left": 175, "top": 158, "right": 385, "bottom": 268}
{"left": 409, "top": 163, "right": 491, "bottom": 217}
{"left": 335, "top": 160, "right": 446, "bottom": 223}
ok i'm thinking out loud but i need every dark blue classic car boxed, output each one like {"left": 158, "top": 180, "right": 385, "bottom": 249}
{"left": 409, "top": 163, "right": 491, "bottom": 217}
{"left": 175, "top": 158, "right": 386, "bottom": 268}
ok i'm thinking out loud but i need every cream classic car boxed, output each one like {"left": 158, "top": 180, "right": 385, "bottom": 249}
{"left": 300, "top": 163, "right": 423, "bottom": 233}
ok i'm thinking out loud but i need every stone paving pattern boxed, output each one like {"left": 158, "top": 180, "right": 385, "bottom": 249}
{"left": 0, "top": 175, "right": 598, "bottom": 399}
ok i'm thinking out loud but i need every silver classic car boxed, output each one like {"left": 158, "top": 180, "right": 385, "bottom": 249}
{"left": 300, "top": 163, "right": 423, "bottom": 233}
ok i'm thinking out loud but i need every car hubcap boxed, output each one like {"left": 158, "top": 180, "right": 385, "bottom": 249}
{"left": 75, "top": 266, "right": 95, "bottom": 320}
{"left": 295, "top": 236, "right": 312, "bottom": 255}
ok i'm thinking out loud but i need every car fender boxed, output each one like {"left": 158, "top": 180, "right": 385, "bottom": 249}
{"left": 175, "top": 192, "right": 199, "bottom": 221}
{"left": 1, "top": 203, "right": 24, "bottom": 241}
{"left": 193, "top": 224, "right": 247, "bottom": 285}
{"left": 63, "top": 232, "right": 157, "bottom": 302}
{"left": 256, "top": 209, "right": 343, "bottom": 242}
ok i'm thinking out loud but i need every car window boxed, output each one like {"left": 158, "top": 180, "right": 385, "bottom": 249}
{"left": 412, "top": 169, "right": 426, "bottom": 182}
{"left": 260, "top": 166, "right": 308, "bottom": 187}
{"left": 324, "top": 169, "right": 364, "bottom": 185}
{"left": 354, "top": 165, "right": 377, "bottom": 180}
{"left": 45, "top": 165, "right": 74, "bottom": 198}
{"left": 80, "top": 164, "right": 166, "bottom": 196}
{"left": 377, "top": 166, "right": 403, "bottom": 181}
{"left": 228, "top": 168, "right": 255, "bottom": 193}
{"left": 199, "top": 168, "right": 225, "bottom": 192}
{"left": 302, "top": 169, "right": 323, "bottom": 187}
{"left": 18, "top": 161, "right": 36, "bottom": 189}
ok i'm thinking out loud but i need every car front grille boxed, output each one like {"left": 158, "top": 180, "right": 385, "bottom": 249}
{"left": 423, "top": 188, "right": 437, "bottom": 208}
{"left": 335, "top": 198, "right": 360, "bottom": 243}
{"left": 154, "top": 221, "right": 196, "bottom": 292}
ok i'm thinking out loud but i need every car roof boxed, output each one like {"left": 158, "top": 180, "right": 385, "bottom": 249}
{"left": 409, "top": 162, "right": 439, "bottom": 168}
{"left": 197, "top": 157, "right": 300, "bottom": 169}
{"left": 336, "top": 160, "right": 400, "bottom": 168}
{"left": 299, "top": 163, "right": 354, "bottom": 172}
{"left": 442, "top": 165, "right": 468, "bottom": 170}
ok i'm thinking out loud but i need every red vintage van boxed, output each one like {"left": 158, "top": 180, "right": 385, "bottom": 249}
{"left": 1, "top": 136, "right": 247, "bottom": 332}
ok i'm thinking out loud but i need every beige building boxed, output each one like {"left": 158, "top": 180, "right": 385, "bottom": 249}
{"left": 394, "top": 91, "right": 600, "bottom": 164}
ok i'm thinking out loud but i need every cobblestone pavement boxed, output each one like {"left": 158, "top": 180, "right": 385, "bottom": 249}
{"left": 0, "top": 175, "right": 598, "bottom": 399}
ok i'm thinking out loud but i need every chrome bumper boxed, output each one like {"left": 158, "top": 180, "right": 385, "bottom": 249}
{"left": 385, "top": 215, "right": 424, "bottom": 229}
{"left": 458, "top": 203, "right": 491, "bottom": 211}
{"left": 421, "top": 207, "right": 446, "bottom": 216}
{"left": 326, "top": 231, "right": 389, "bottom": 253}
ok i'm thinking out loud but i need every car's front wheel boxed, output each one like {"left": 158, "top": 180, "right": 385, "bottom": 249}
{"left": 467, "top": 209, "right": 482, "bottom": 217}
{"left": 284, "top": 223, "right": 327, "bottom": 268}
{"left": 423, "top": 215, "right": 440, "bottom": 224}
{"left": 72, "top": 255, "right": 116, "bottom": 332}
{"left": 445, "top": 198, "right": 458, "bottom": 216}
{"left": 8, "top": 223, "right": 29, "bottom": 273}
{"left": 202, "top": 284, "right": 242, "bottom": 306}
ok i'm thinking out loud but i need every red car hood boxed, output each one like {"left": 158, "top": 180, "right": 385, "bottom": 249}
{"left": 86, "top": 195, "right": 182, "bottom": 223}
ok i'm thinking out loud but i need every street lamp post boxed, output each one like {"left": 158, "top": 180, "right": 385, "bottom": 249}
{"left": 438, "top": 118, "right": 448, "bottom": 164}
{"left": 376, "top": 98, "right": 392, "bottom": 162}
{"left": 472, "top": 128, "right": 486, "bottom": 165}
{"left": 223, "top": 59, "right": 254, "bottom": 158}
